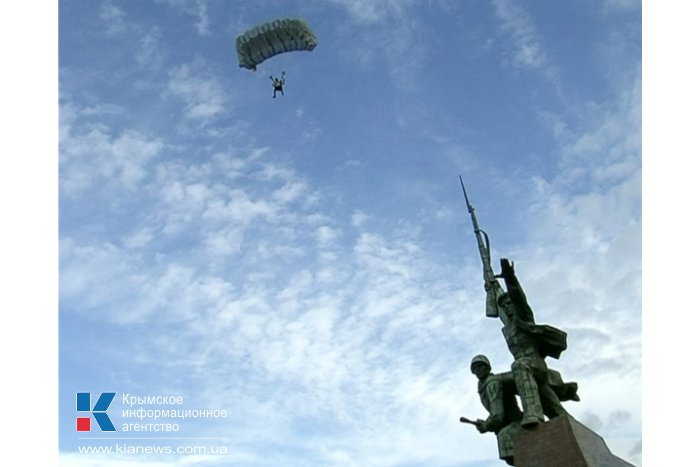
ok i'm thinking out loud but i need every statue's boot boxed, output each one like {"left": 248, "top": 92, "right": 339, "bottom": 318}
{"left": 512, "top": 365, "right": 545, "bottom": 427}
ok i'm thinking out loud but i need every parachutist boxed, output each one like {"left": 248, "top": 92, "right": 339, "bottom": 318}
{"left": 270, "top": 71, "right": 285, "bottom": 98}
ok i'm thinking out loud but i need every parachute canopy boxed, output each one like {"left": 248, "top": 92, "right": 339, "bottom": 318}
{"left": 236, "top": 18, "right": 318, "bottom": 71}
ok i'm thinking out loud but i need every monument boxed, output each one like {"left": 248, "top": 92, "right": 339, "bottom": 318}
{"left": 457, "top": 177, "right": 636, "bottom": 467}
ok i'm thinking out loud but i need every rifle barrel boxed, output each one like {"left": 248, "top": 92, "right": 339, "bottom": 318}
{"left": 459, "top": 175, "right": 502, "bottom": 318}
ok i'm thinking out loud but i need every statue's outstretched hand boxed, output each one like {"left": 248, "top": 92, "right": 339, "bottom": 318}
{"left": 499, "top": 258, "right": 514, "bottom": 278}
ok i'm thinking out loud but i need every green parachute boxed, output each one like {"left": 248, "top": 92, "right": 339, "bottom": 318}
{"left": 235, "top": 18, "right": 318, "bottom": 71}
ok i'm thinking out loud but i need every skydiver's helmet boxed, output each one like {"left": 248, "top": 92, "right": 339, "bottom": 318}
{"left": 470, "top": 354, "right": 491, "bottom": 372}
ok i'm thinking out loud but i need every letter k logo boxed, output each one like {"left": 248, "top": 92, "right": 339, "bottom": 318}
{"left": 76, "top": 392, "right": 116, "bottom": 431}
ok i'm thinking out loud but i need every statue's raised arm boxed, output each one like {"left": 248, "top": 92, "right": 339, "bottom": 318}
{"left": 496, "top": 258, "right": 535, "bottom": 323}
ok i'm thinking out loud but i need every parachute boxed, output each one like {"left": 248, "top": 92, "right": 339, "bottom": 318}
{"left": 236, "top": 18, "right": 318, "bottom": 71}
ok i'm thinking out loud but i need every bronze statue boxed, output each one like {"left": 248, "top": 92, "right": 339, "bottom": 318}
{"left": 462, "top": 354, "right": 523, "bottom": 466}
{"left": 463, "top": 352, "right": 579, "bottom": 464}
{"left": 490, "top": 258, "right": 579, "bottom": 426}
{"left": 459, "top": 177, "right": 578, "bottom": 428}
{"left": 456, "top": 178, "right": 637, "bottom": 466}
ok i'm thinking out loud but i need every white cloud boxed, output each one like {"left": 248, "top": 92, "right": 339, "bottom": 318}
{"left": 157, "top": 0, "right": 211, "bottom": 36}
{"left": 136, "top": 27, "right": 167, "bottom": 69}
{"left": 178, "top": 225, "right": 487, "bottom": 465}
{"left": 316, "top": 225, "right": 340, "bottom": 246}
{"left": 330, "top": 0, "right": 427, "bottom": 91}
{"left": 98, "top": 3, "right": 169, "bottom": 71}
{"left": 491, "top": 0, "right": 558, "bottom": 82}
{"left": 193, "top": 0, "right": 210, "bottom": 36}
{"left": 59, "top": 108, "right": 164, "bottom": 196}
{"left": 81, "top": 103, "right": 125, "bottom": 116}
{"left": 351, "top": 210, "right": 368, "bottom": 226}
{"left": 604, "top": 0, "right": 641, "bottom": 12}
{"left": 100, "top": 1, "right": 127, "bottom": 35}
{"left": 166, "top": 63, "right": 227, "bottom": 120}
{"left": 122, "top": 227, "right": 156, "bottom": 249}
{"left": 271, "top": 180, "right": 308, "bottom": 204}
{"left": 330, "top": 0, "right": 415, "bottom": 24}
{"left": 60, "top": 149, "right": 495, "bottom": 461}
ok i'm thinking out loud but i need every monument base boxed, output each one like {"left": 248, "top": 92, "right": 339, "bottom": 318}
{"left": 512, "top": 414, "right": 635, "bottom": 467}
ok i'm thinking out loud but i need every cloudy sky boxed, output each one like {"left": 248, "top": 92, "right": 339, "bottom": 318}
{"left": 52, "top": 0, "right": 644, "bottom": 465}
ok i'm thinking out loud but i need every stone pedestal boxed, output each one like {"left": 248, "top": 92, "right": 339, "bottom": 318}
{"left": 512, "top": 415, "right": 635, "bottom": 467}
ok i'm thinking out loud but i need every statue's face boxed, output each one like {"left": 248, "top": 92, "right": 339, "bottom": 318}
{"left": 471, "top": 362, "right": 490, "bottom": 379}
{"left": 500, "top": 297, "right": 514, "bottom": 317}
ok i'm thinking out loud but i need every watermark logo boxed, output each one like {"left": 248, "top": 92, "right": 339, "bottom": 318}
{"left": 76, "top": 392, "right": 117, "bottom": 432}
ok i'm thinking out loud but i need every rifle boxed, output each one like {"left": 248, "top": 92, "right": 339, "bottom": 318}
{"left": 459, "top": 175, "right": 504, "bottom": 318}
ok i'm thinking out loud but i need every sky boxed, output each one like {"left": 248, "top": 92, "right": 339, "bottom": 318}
{"left": 17, "top": 0, "right": 648, "bottom": 465}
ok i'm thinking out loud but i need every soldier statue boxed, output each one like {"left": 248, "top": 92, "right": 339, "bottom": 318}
{"left": 490, "top": 258, "right": 579, "bottom": 426}
{"left": 464, "top": 354, "right": 523, "bottom": 466}
{"left": 459, "top": 178, "right": 583, "bottom": 465}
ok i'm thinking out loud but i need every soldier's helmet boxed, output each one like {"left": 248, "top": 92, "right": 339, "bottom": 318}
{"left": 470, "top": 354, "right": 491, "bottom": 371}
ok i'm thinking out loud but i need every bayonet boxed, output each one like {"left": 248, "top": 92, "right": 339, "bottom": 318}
{"left": 459, "top": 175, "right": 504, "bottom": 318}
